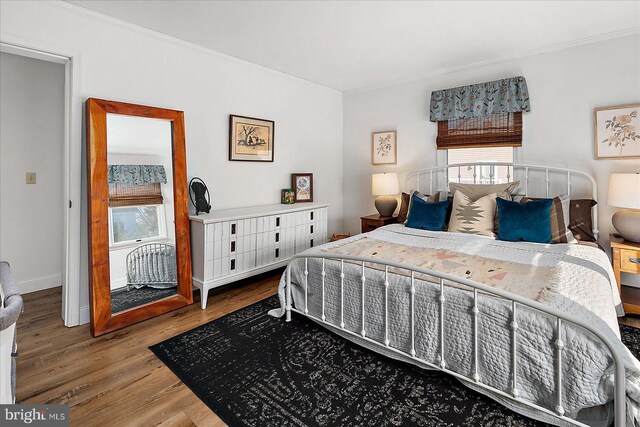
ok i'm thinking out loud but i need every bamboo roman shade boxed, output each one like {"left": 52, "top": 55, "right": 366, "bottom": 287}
{"left": 430, "top": 76, "right": 529, "bottom": 150}
{"left": 436, "top": 112, "right": 522, "bottom": 149}
{"left": 108, "top": 183, "right": 163, "bottom": 207}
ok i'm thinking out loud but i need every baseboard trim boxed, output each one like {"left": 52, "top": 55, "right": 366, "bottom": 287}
{"left": 17, "top": 274, "right": 61, "bottom": 294}
{"left": 79, "top": 305, "right": 90, "bottom": 325}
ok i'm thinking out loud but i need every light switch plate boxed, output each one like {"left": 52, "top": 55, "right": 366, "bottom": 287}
{"left": 26, "top": 172, "right": 36, "bottom": 184}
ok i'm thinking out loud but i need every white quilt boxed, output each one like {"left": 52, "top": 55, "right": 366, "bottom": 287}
{"left": 270, "top": 224, "right": 640, "bottom": 426}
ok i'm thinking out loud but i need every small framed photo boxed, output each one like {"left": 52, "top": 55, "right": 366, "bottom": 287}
{"left": 292, "top": 173, "right": 313, "bottom": 203}
{"left": 229, "top": 115, "right": 275, "bottom": 162}
{"left": 372, "top": 130, "right": 397, "bottom": 165}
{"left": 281, "top": 188, "right": 295, "bottom": 204}
{"left": 594, "top": 104, "right": 640, "bottom": 159}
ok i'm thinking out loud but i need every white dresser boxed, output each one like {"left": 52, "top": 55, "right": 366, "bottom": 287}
{"left": 190, "top": 202, "right": 329, "bottom": 308}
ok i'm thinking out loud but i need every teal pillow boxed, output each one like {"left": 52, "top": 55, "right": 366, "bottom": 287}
{"left": 497, "top": 197, "right": 553, "bottom": 243}
{"left": 405, "top": 195, "right": 450, "bottom": 231}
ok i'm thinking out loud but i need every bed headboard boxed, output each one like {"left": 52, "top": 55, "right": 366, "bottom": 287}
{"left": 405, "top": 162, "right": 599, "bottom": 239}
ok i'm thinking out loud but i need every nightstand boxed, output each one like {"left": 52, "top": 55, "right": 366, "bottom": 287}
{"left": 610, "top": 234, "right": 640, "bottom": 315}
{"left": 361, "top": 214, "right": 398, "bottom": 233}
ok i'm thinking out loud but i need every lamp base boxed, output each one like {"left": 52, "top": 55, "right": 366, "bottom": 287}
{"left": 374, "top": 195, "right": 398, "bottom": 217}
{"left": 612, "top": 209, "right": 640, "bottom": 243}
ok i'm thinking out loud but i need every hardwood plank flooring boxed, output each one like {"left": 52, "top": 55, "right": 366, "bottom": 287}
{"left": 16, "top": 268, "right": 640, "bottom": 426}
{"left": 16, "top": 270, "right": 280, "bottom": 426}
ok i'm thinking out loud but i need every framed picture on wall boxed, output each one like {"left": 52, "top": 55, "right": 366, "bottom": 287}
{"left": 594, "top": 104, "right": 640, "bottom": 159}
{"left": 229, "top": 115, "right": 275, "bottom": 162}
{"left": 371, "top": 130, "right": 397, "bottom": 165}
{"left": 292, "top": 173, "right": 313, "bottom": 202}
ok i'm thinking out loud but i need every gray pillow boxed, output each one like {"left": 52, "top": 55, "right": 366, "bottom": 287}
{"left": 449, "top": 181, "right": 520, "bottom": 202}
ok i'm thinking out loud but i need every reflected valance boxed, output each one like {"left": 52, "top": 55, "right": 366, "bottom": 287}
{"left": 107, "top": 165, "right": 167, "bottom": 185}
{"left": 429, "top": 76, "right": 530, "bottom": 122}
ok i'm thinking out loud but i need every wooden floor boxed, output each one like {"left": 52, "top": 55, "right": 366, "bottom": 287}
{"left": 16, "top": 270, "right": 281, "bottom": 427}
{"left": 17, "top": 270, "right": 640, "bottom": 426}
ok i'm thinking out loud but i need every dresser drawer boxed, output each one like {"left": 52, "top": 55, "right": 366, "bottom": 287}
{"left": 621, "top": 249, "right": 640, "bottom": 274}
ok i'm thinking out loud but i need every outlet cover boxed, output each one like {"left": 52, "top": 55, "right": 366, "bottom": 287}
{"left": 26, "top": 172, "right": 36, "bottom": 184}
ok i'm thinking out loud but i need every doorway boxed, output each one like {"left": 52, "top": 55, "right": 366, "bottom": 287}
{"left": 0, "top": 43, "right": 80, "bottom": 327}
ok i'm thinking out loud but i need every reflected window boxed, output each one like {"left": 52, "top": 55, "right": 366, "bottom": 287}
{"left": 109, "top": 205, "right": 167, "bottom": 246}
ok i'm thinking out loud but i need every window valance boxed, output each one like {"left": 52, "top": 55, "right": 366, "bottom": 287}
{"left": 107, "top": 165, "right": 168, "bottom": 185}
{"left": 429, "top": 76, "right": 530, "bottom": 122}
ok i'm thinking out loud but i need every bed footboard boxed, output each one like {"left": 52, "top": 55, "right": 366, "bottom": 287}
{"left": 284, "top": 254, "right": 626, "bottom": 427}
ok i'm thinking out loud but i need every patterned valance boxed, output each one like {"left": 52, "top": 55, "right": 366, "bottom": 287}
{"left": 429, "top": 76, "right": 530, "bottom": 122}
{"left": 107, "top": 165, "right": 167, "bottom": 185}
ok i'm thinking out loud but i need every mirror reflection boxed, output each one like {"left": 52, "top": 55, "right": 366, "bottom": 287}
{"left": 106, "top": 113, "right": 177, "bottom": 314}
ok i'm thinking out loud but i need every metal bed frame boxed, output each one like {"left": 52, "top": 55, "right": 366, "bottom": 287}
{"left": 283, "top": 163, "right": 625, "bottom": 426}
{"left": 126, "top": 243, "right": 177, "bottom": 290}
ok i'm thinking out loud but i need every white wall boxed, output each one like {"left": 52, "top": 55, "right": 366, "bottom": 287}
{"left": 0, "top": 52, "right": 65, "bottom": 294}
{"left": 343, "top": 34, "right": 640, "bottom": 239}
{"left": 1, "top": 1, "right": 344, "bottom": 323}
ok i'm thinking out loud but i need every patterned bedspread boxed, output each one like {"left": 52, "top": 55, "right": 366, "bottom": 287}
{"left": 271, "top": 224, "right": 640, "bottom": 426}
{"left": 323, "top": 237, "right": 558, "bottom": 302}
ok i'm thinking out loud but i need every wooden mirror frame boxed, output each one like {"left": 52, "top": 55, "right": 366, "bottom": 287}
{"left": 86, "top": 98, "right": 193, "bottom": 336}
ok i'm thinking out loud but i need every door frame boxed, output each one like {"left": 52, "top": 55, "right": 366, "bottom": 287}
{"left": 0, "top": 36, "right": 82, "bottom": 327}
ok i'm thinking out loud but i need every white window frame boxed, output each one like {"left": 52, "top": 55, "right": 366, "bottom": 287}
{"left": 437, "top": 146, "right": 523, "bottom": 167}
{"left": 444, "top": 146, "right": 520, "bottom": 184}
{"left": 108, "top": 204, "right": 168, "bottom": 248}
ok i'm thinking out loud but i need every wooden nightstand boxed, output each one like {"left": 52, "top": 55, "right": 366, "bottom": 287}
{"left": 361, "top": 214, "right": 398, "bottom": 233}
{"left": 611, "top": 234, "right": 640, "bottom": 315}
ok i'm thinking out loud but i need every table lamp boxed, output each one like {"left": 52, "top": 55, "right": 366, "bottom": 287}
{"left": 608, "top": 173, "right": 640, "bottom": 242}
{"left": 372, "top": 172, "right": 399, "bottom": 216}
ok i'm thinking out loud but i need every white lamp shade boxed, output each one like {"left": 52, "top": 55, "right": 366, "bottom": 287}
{"left": 608, "top": 173, "right": 640, "bottom": 209}
{"left": 372, "top": 173, "right": 399, "bottom": 196}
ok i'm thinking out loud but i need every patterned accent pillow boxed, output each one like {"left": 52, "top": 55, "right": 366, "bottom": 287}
{"left": 397, "top": 192, "right": 411, "bottom": 223}
{"left": 569, "top": 199, "right": 597, "bottom": 242}
{"left": 448, "top": 191, "right": 497, "bottom": 237}
{"left": 513, "top": 195, "right": 577, "bottom": 244}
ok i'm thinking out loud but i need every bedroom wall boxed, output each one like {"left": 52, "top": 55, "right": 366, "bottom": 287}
{"left": 0, "top": 52, "right": 66, "bottom": 294}
{"left": 0, "top": 1, "right": 344, "bottom": 323}
{"left": 343, "top": 34, "right": 639, "bottom": 236}
{"left": 343, "top": 33, "right": 640, "bottom": 286}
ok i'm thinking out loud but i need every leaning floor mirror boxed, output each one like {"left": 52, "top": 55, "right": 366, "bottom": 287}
{"left": 86, "top": 98, "right": 192, "bottom": 336}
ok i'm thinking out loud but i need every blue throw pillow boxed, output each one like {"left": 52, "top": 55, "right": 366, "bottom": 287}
{"left": 405, "top": 195, "right": 450, "bottom": 231}
{"left": 497, "top": 197, "right": 553, "bottom": 243}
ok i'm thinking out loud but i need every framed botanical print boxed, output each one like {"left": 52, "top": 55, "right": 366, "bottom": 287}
{"left": 594, "top": 104, "right": 640, "bottom": 159}
{"left": 292, "top": 173, "right": 313, "bottom": 203}
{"left": 372, "top": 130, "right": 397, "bottom": 165}
{"left": 229, "top": 115, "right": 275, "bottom": 162}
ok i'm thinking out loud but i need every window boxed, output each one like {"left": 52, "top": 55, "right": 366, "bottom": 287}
{"left": 109, "top": 205, "right": 167, "bottom": 246}
{"left": 107, "top": 182, "right": 167, "bottom": 247}
{"left": 447, "top": 146, "right": 514, "bottom": 184}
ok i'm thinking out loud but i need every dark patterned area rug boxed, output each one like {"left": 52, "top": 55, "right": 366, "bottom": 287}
{"left": 150, "top": 296, "right": 640, "bottom": 427}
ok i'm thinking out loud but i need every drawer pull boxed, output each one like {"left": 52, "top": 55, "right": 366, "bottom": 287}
{"left": 631, "top": 257, "right": 640, "bottom": 264}
{"left": 367, "top": 224, "right": 376, "bottom": 229}
{"left": 231, "top": 223, "right": 236, "bottom": 235}
{"left": 276, "top": 217, "right": 280, "bottom": 227}
{"left": 230, "top": 259, "right": 235, "bottom": 270}
{"left": 230, "top": 241, "right": 236, "bottom": 252}
{"left": 275, "top": 232, "right": 280, "bottom": 243}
